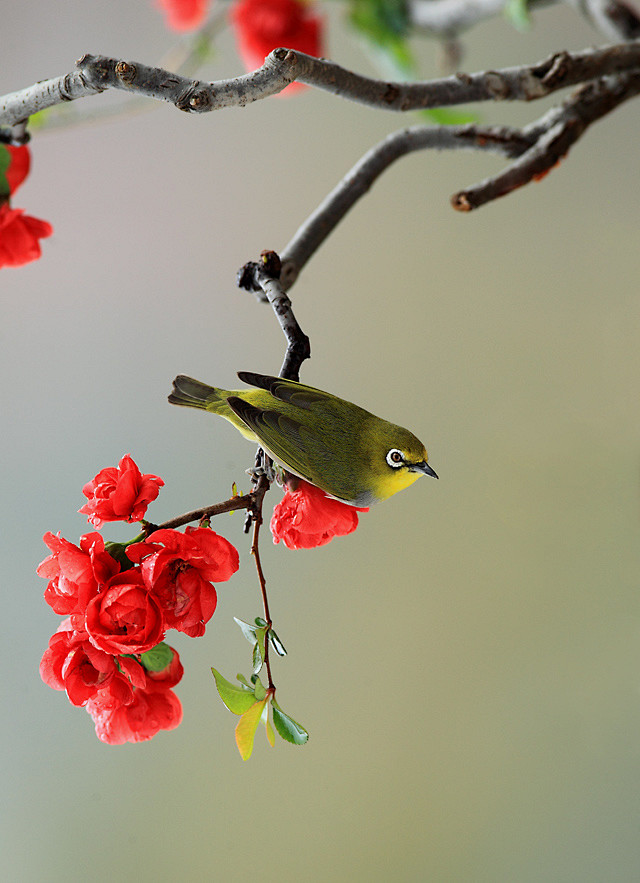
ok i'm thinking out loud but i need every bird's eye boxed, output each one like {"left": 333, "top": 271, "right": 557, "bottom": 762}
{"left": 386, "top": 449, "right": 405, "bottom": 469}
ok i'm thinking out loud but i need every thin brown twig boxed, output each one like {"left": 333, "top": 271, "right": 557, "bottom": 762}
{"left": 249, "top": 474, "right": 275, "bottom": 691}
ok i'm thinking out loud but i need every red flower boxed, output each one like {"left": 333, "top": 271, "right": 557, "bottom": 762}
{"left": 85, "top": 570, "right": 165, "bottom": 654}
{"left": 145, "top": 645, "right": 185, "bottom": 689}
{"left": 4, "top": 145, "right": 30, "bottom": 194}
{"left": 0, "top": 203, "right": 53, "bottom": 268}
{"left": 38, "top": 531, "right": 120, "bottom": 619}
{"left": 87, "top": 683, "right": 183, "bottom": 744}
{"left": 40, "top": 620, "right": 146, "bottom": 707}
{"left": 128, "top": 527, "right": 239, "bottom": 637}
{"left": 79, "top": 454, "right": 164, "bottom": 529}
{"left": 230, "top": 0, "right": 324, "bottom": 95}
{"left": 156, "top": 0, "right": 210, "bottom": 31}
{"left": 85, "top": 654, "right": 184, "bottom": 744}
{"left": 270, "top": 478, "right": 369, "bottom": 549}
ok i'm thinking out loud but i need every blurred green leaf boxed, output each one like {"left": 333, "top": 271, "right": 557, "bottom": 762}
{"left": 348, "top": 0, "right": 415, "bottom": 76}
{"left": 271, "top": 699, "right": 309, "bottom": 746}
{"left": 420, "top": 107, "right": 479, "bottom": 125}
{"left": 236, "top": 672, "right": 252, "bottom": 689}
{"left": 0, "top": 146, "right": 10, "bottom": 198}
{"left": 235, "top": 698, "right": 267, "bottom": 761}
{"left": 211, "top": 667, "right": 257, "bottom": 715}
{"left": 505, "top": 0, "right": 530, "bottom": 31}
{"left": 140, "top": 642, "right": 174, "bottom": 672}
{"left": 254, "top": 616, "right": 268, "bottom": 628}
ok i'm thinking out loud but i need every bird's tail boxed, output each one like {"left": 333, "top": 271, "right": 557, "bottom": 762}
{"left": 168, "top": 375, "right": 225, "bottom": 410}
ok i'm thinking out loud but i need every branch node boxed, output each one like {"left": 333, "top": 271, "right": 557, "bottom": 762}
{"left": 115, "top": 61, "right": 137, "bottom": 86}
{"left": 484, "top": 71, "right": 510, "bottom": 100}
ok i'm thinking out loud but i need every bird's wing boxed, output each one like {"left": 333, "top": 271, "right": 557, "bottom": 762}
{"left": 237, "top": 371, "right": 337, "bottom": 411}
{"left": 226, "top": 396, "right": 319, "bottom": 484}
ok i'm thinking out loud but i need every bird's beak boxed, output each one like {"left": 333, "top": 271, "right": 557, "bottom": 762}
{"left": 411, "top": 461, "right": 439, "bottom": 479}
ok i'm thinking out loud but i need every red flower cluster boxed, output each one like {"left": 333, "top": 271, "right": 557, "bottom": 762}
{"left": 39, "top": 456, "right": 240, "bottom": 743}
{"left": 230, "top": 0, "right": 324, "bottom": 95}
{"left": 0, "top": 145, "right": 52, "bottom": 268}
{"left": 270, "top": 478, "right": 368, "bottom": 549}
{"left": 155, "top": 0, "right": 211, "bottom": 31}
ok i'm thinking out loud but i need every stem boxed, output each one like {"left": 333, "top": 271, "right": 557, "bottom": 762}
{"left": 144, "top": 492, "right": 254, "bottom": 534}
{"left": 249, "top": 474, "right": 275, "bottom": 691}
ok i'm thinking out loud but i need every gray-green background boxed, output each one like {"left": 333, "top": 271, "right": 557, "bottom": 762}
{"left": 3, "top": 3, "right": 640, "bottom": 881}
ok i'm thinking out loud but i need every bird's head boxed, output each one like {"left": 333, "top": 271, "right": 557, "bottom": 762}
{"left": 366, "top": 425, "right": 438, "bottom": 503}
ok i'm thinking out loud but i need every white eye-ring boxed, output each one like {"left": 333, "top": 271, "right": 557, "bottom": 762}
{"left": 386, "top": 449, "right": 405, "bottom": 469}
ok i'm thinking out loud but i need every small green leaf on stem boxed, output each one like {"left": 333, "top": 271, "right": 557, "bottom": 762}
{"left": 271, "top": 698, "right": 309, "bottom": 746}
{"left": 234, "top": 617, "right": 259, "bottom": 644}
{"left": 140, "top": 642, "right": 174, "bottom": 672}
{"left": 252, "top": 640, "right": 264, "bottom": 675}
{"left": 253, "top": 676, "right": 267, "bottom": 703}
{"left": 269, "top": 629, "right": 287, "bottom": 657}
{"left": 235, "top": 698, "right": 268, "bottom": 761}
{"left": 261, "top": 702, "right": 275, "bottom": 748}
{"left": 211, "top": 667, "right": 257, "bottom": 715}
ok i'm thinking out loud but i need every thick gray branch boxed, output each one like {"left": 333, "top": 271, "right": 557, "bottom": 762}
{"left": 2, "top": 43, "right": 640, "bottom": 129}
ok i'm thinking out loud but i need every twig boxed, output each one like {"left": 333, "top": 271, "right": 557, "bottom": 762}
{"left": 249, "top": 474, "right": 275, "bottom": 691}
{"left": 237, "top": 251, "right": 311, "bottom": 380}
{"left": 452, "top": 71, "right": 640, "bottom": 209}
{"left": 144, "top": 492, "right": 254, "bottom": 534}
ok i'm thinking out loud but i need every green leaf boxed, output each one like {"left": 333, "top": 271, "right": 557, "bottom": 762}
{"left": 348, "top": 0, "right": 415, "bottom": 77}
{"left": 234, "top": 617, "right": 259, "bottom": 644}
{"left": 252, "top": 640, "right": 264, "bottom": 675}
{"left": 211, "top": 667, "right": 257, "bottom": 715}
{"left": 505, "top": 0, "right": 530, "bottom": 31}
{"left": 104, "top": 541, "right": 137, "bottom": 571}
{"left": 269, "top": 629, "right": 287, "bottom": 657}
{"left": 254, "top": 616, "right": 268, "bottom": 628}
{"left": 0, "top": 146, "right": 10, "bottom": 198}
{"left": 235, "top": 698, "right": 268, "bottom": 761}
{"left": 271, "top": 699, "right": 309, "bottom": 746}
{"left": 419, "top": 107, "right": 479, "bottom": 126}
{"left": 140, "top": 642, "right": 174, "bottom": 672}
{"left": 265, "top": 712, "right": 276, "bottom": 748}
{"left": 253, "top": 676, "right": 267, "bottom": 703}
{"left": 236, "top": 673, "right": 252, "bottom": 689}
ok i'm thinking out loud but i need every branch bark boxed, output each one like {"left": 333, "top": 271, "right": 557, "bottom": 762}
{"left": 2, "top": 43, "right": 640, "bottom": 128}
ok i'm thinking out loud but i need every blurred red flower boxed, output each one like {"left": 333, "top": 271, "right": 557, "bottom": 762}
{"left": 230, "top": 0, "right": 323, "bottom": 94}
{"left": 0, "top": 204, "right": 52, "bottom": 268}
{"left": 4, "top": 145, "right": 30, "bottom": 194}
{"left": 79, "top": 454, "right": 164, "bottom": 529}
{"left": 156, "top": 0, "right": 210, "bottom": 31}
{"left": 270, "top": 478, "right": 368, "bottom": 549}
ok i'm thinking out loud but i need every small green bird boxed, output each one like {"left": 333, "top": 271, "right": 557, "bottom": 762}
{"left": 168, "top": 372, "right": 437, "bottom": 507}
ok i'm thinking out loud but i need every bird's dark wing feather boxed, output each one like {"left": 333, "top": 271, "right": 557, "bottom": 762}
{"left": 226, "top": 396, "right": 317, "bottom": 484}
{"left": 237, "top": 371, "right": 337, "bottom": 411}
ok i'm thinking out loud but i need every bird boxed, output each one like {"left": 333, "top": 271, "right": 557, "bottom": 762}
{"left": 168, "top": 371, "right": 438, "bottom": 507}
